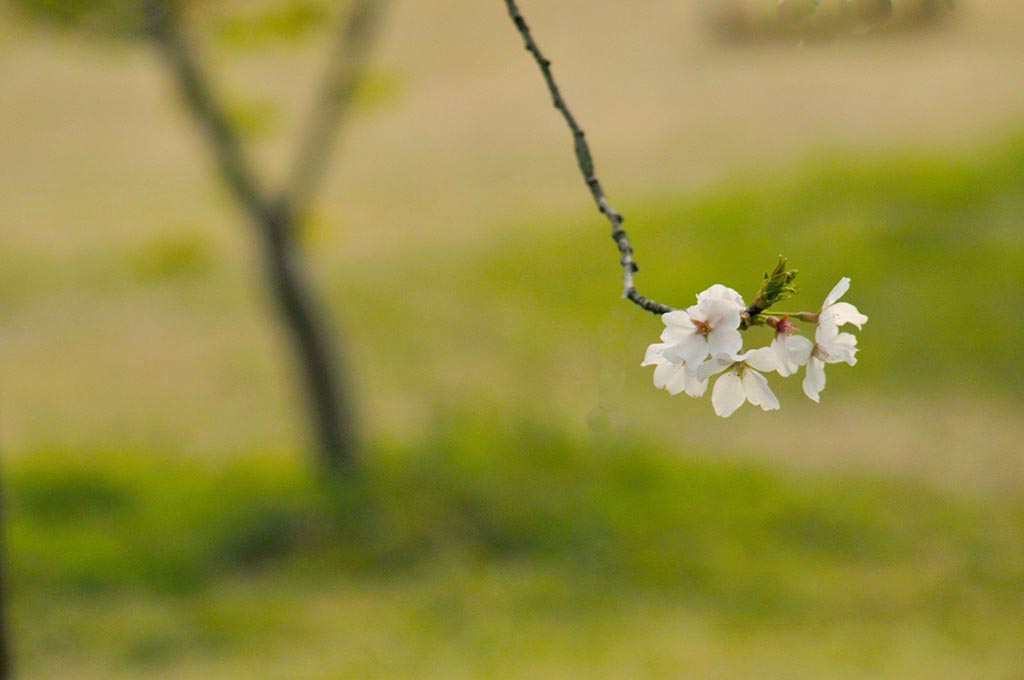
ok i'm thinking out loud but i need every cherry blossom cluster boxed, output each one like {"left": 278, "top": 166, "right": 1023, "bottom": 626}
{"left": 501, "top": 4, "right": 870, "bottom": 418}
{"left": 642, "top": 266, "right": 867, "bottom": 417}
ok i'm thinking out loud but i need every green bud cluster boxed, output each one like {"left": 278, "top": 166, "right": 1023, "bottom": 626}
{"left": 750, "top": 257, "right": 799, "bottom": 314}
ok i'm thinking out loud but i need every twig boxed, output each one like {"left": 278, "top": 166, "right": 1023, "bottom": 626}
{"left": 503, "top": 0, "right": 674, "bottom": 315}
{"left": 283, "top": 0, "right": 388, "bottom": 219}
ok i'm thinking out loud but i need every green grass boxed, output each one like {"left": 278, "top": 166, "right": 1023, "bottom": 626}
{"left": 9, "top": 415, "right": 1024, "bottom": 677}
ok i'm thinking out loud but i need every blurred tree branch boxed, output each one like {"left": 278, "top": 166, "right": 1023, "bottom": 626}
{"left": 284, "top": 0, "right": 384, "bottom": 220}
{"left": 503, "top": 0, "right": 673, "bottom": 316}
{"left": 141, "top": 0, "right": 388, "bottom": 478}
{"left": 140, "top": 0, "right": 266, "bottom": 222}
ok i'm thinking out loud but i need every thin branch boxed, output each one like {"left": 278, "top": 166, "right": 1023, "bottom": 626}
{"left": 503, "top": 0, "right": 674, "bottom": 315}
{"left": 282, "top": 0, "right": 387, "bottom": 219}
{"left": 141, "top": 0, "right": 269, "bottom": 224}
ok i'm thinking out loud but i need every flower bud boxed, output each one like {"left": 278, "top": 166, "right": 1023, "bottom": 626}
{"left": 750, "top": 257, "right": 799, "bottom": 315}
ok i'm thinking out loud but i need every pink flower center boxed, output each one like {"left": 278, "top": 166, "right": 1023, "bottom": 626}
{"left": 775, "top": 316, "right": 798, "bottom": 338}
{"left": 692, "top": 318, "right": 713, "bottom": 337}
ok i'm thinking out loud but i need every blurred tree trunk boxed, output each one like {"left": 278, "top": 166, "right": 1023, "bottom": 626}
{"left": 141, "top": 0, "right": 384, "bottom": 478}
{"left": 259, "top": 204, "right": 358, "bottom": 478}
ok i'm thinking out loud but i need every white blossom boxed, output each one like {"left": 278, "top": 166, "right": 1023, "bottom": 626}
{"left": 695, "top": 347, "right": 780, "bottom": 417}
{"left": 770, "top": 317, "right": 813, "bottom": 378}
{"left": 658, "top": 285, "right": 745, "bottom": 370}
{"left": 801, "top": 278, "right": 866, "bottom": 402}
{"left": 802, "top": 322, "right": 858, "bottom": 403}
{"left": 641, "top": 343, "right": 708, "bottom": 398}
{"left": 696, "top": 284, "right": 747, "bottom": 311}
{"left": 819, "top": 277, "right": 868, "bottom": 331}
{"left": 640, "top": 275, "right": 866, "bottom": 413}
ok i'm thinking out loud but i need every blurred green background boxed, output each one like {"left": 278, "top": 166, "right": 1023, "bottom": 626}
{"left": 1, "top": 1, "right": 1023, "bottom": 678}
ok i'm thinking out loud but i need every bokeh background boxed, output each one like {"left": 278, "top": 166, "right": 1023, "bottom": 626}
{"left": 1, "top": 0, "right": 1023, "bottom": 678}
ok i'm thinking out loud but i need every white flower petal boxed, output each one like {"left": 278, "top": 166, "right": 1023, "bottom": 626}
{"left": 825, "top": 302, "right": 868, "bottom": 330}
{"left": 789, "top": 335, "right": 814, "bottom": 361}
{"left": 683, "top": 372, "right": 709, "bottom": 398}
{"left": 660, "top": 316, "right": 696, "bottom": 343}
{"left": 684, "top": 303, "right": 707, "bottom": 322}
{"left": 770, "top": 337, "right": 792, "bottom": 377}
{"left": 824, "top": 332, "right": 858, "bottom": 366}
{"left": 822, "top": 277, "right": 851, "bottom": 309}
{"left": 695, "top": 354, "right": 733, "bottom": 381}
{"left": 642, "top": 342, "right": 669, "bottom": 367}
{"left": 743, "top": 346, "right": 779, "bottom": 373}
{"left": 660, "top": 329, "right": 687, "bottom": 344}
{"left": 802, "top": 357, "right": 826, "bottom": 402}
{"left": 707, "top": 325, "right": 743, "bottom": 357}
{"left": 662, "top": 310, "right": 692, "bottom": 327}
{"left": 772, "top": 335, "right": 812, "bottom": 377}
{"left": 666, "top": 334, "right": 709, "bottom": 367}
{"left": 652, "top": 362, "right": 676, "bottom": 390}
{"left": 816, "top": 333, "right": 857, "bottom": 364}
{"left": 815, "top": 315, "right": 841, "bottom": 344}
{"left": 705, "top": 300, "right": 742, "bottom": 330}
{"left": 711, "top": 372, "right": 747, "bottom": 417}
{"left": 697, "top": 284, "right": 746, "bottom": 311}
{"left": 742, "top": 369, "right": 780, "bottom": 411}
{"left": 665, "top": 367, "right": 690, "bottom": 395}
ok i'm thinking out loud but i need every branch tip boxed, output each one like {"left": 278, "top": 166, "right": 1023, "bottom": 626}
{"left": 503, "top": 0, "right": 674, "bottom": 315}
